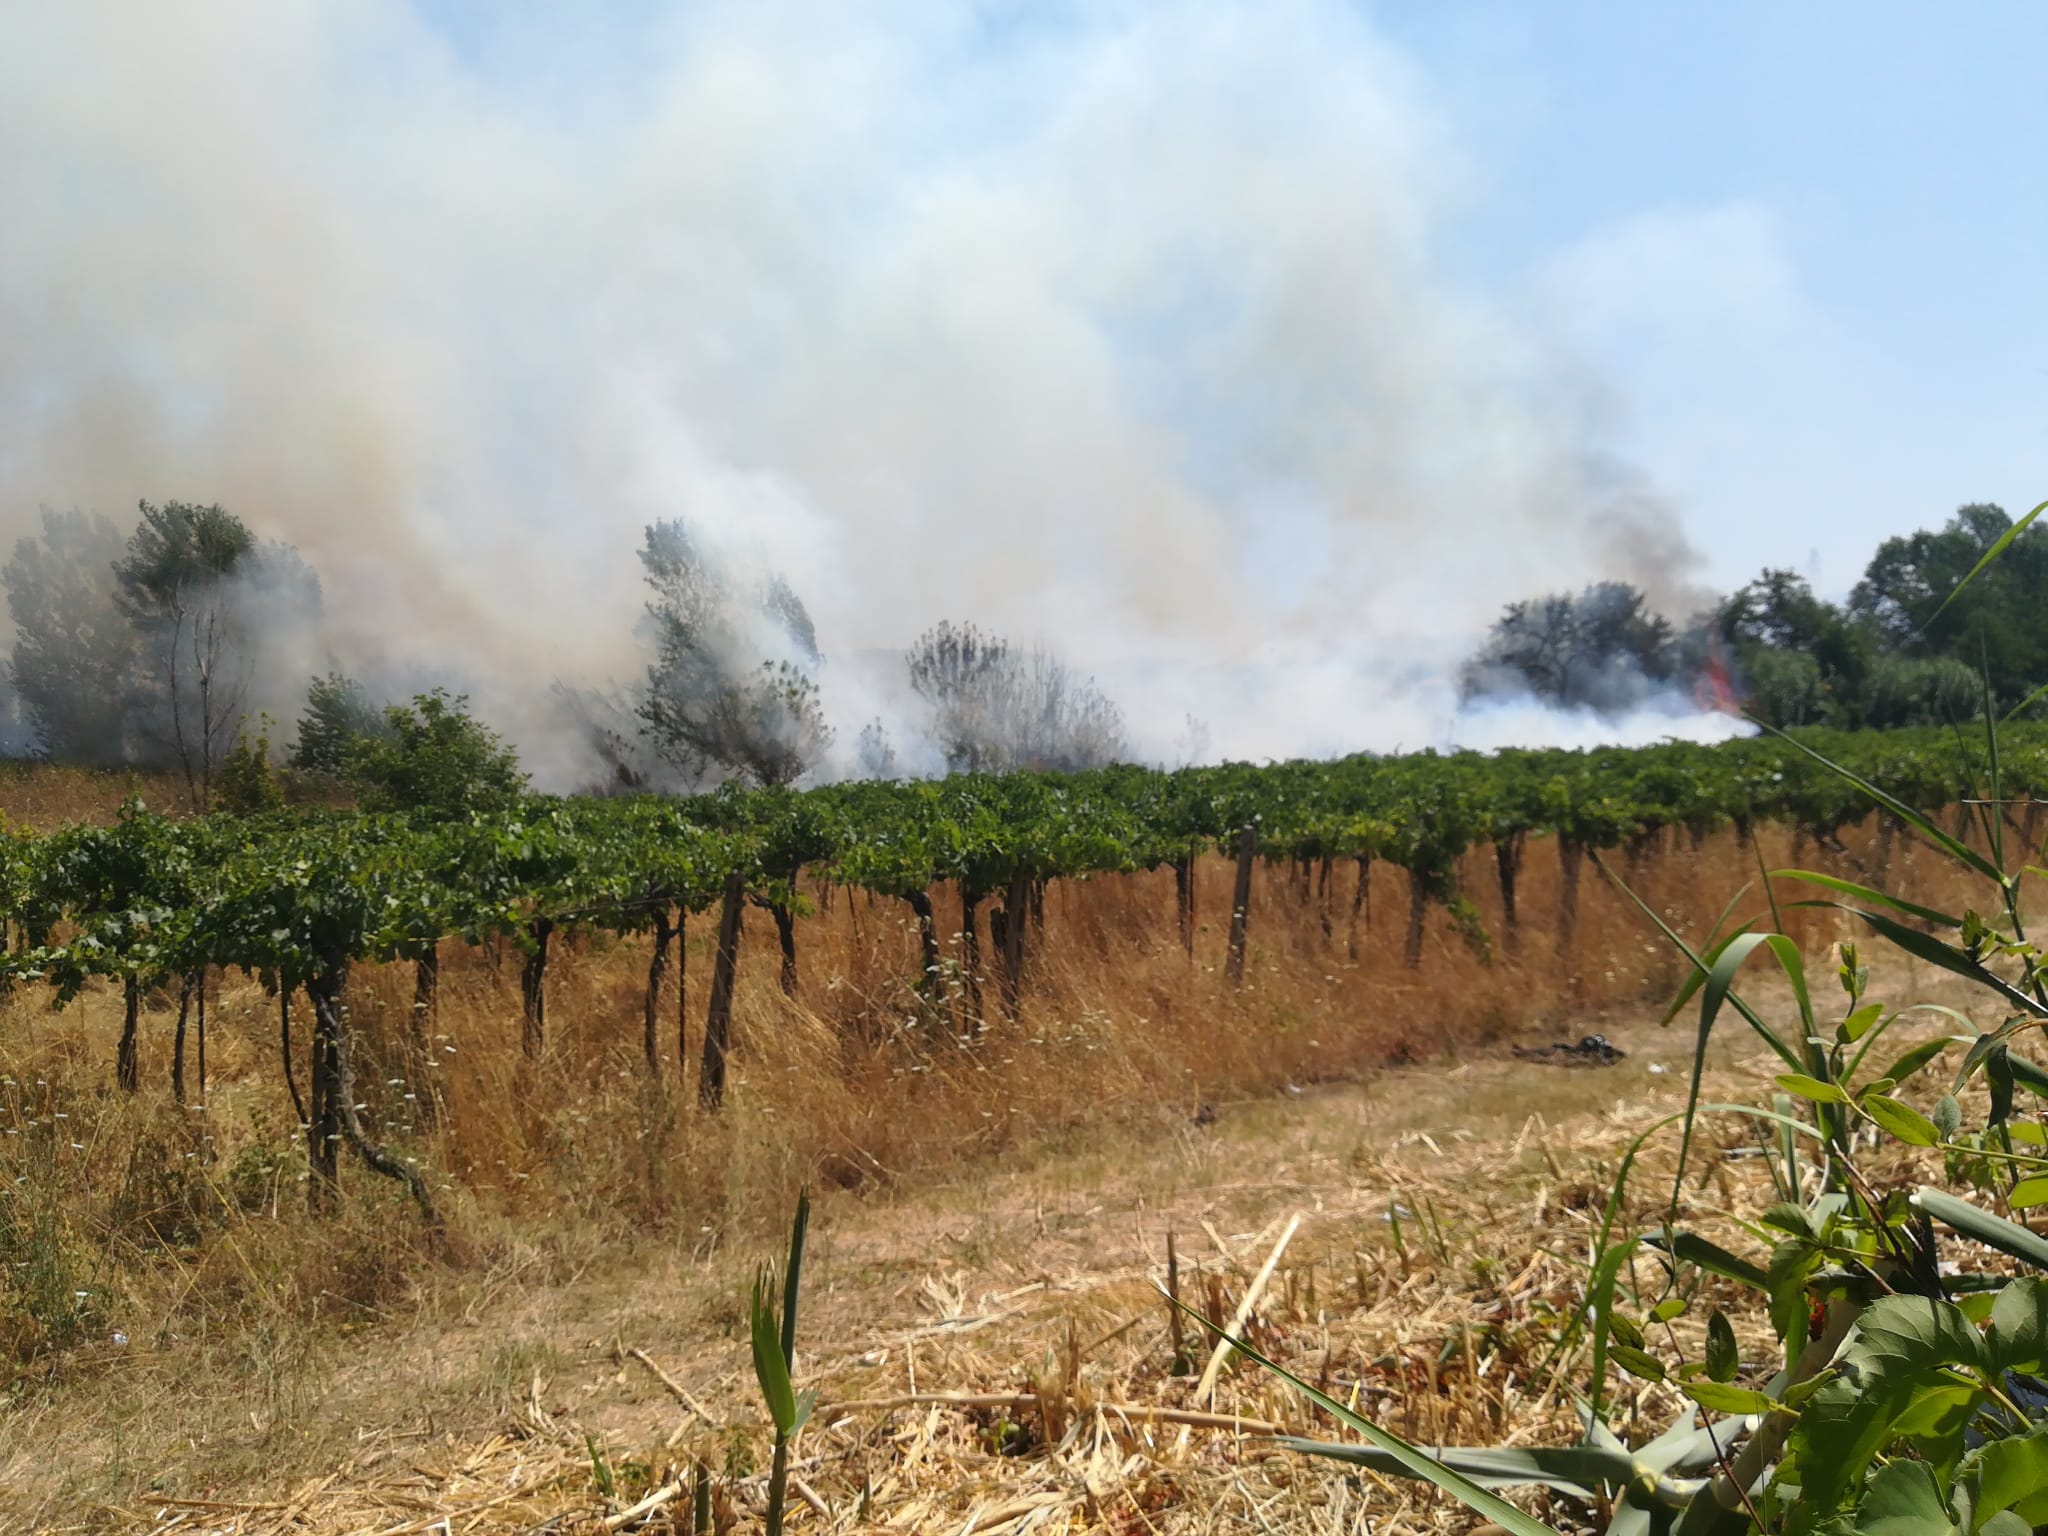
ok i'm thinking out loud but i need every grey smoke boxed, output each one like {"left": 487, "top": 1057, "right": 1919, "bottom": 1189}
{"left": 0, "top": 2, "right": 1724, "bottom": 783}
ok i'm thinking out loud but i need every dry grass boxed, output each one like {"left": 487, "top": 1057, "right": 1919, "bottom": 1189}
{"left": 0, "top": 763, "right": 189, "bottom": 832}
{"left": 0, "top": 768, "right": 2011, "bottom": 1530}
{"left": 6, "top": 1006, "right": 1977, "bottom": 1534}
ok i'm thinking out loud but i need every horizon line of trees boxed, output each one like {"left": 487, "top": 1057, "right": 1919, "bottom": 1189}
{"left": 1461, "top": 502, "right": 2046, "bottom": 731}
{"left": 2, "top": 497, "right": 2031, "bottom": 812}
{"left": 0, "top": 503, "right": 1135, "bottom": 813}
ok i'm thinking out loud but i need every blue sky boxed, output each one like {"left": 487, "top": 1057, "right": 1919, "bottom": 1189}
{"left": 1379, "top": 2, "right": 2048, "bottom": 593}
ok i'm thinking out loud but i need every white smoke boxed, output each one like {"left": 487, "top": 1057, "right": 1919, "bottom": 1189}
{"left": 0, "top": 1, "right": 1733, "bottom": 784}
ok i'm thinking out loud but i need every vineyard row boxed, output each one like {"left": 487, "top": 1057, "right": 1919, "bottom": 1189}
{"left": 3, "top": 722, "right": 2040, "bottom": 1216}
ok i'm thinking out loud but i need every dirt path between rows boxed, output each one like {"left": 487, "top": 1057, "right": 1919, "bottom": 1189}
{"left": 7, "top": 1001, "right": 1861, "bottom": 1533}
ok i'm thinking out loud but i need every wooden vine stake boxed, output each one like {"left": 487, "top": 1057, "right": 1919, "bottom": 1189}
{"left": 700, "top": 871, "right": 746, "bottom": 1110}
{"left": 1224, "top": 826, "right": 1256, "bottom": 986}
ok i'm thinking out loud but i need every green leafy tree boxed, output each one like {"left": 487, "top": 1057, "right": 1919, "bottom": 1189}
{"left": 1714, "top": 569, "right": 1876, "bottom": 727}
{"left": 343, "top": 691, "right": 527, "bottom": 817}
{"left": 217, "top": 718, "right": 286, "bottom": 815}
{"left": 1851, "top": 502, "right": 2048, "bottom": 710}
{"left": 290, "top": 672, "right": 391, "bottom": 777}
{"left": 3, "top": 509, "right": 137, "bottom": 765}
{"left": 112, "top": 501, "right": 260, "bottom": 808}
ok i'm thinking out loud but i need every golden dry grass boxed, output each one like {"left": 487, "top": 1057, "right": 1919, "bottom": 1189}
{"left": 0, "top": 769, "right": 2012, "bottom": 1531}
{"left": 0, "top": 763, "right": 189, "bottom": 832}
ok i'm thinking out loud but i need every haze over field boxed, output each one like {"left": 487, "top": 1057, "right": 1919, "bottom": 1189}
{"left": 1, "top": 3, "right": 2038, "bottom": 779}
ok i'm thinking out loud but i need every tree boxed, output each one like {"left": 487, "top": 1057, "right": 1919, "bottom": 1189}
{"left": 549, "top": 679, "right": 667, "bottom": 794}
{"left": 343, "top": 691, "right": 527, "bottom": 817}
{"left": 1713, "top": 569, "right": 1875, "bottom": 728}
{"left": 290, "top": 673, "right": 391, "bottom": 777}
{"left": 1850, "top": 503, "right": 2048, "bottom": 710}
{"left": 112, "top": 501, "right": 261, "bottom": 809}
{"left": 3, "top": 509, "right": 137, "bottom": 765}
{"left": 1459, "top": 582, "right": 1678, "bottom": 713}
{"left": 855, "top": 719, "right": 899, "bottom": 779}
{"left": 218, "top": 719, "right": 286, "bottom": 814}
{"left": 906, "top": 620, "right": 1128, "bottom": 773}
{"left": 635, "top": 520, "right": 832, "bottom": 788}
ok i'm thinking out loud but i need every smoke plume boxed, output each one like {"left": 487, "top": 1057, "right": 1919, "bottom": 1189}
{"left": 0, "top": 2, "right": 1727, "bottom": 782}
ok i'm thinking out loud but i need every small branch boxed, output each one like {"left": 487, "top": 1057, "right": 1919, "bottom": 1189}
{"left": 1194, "top": 1212, "right": 1302, "bottom": 1406}
{"left": 604, "top": 1477, "right": 684, "bottom": 1530}
{"left": 814, "top": 1391, "right": 1283, "bottom": 1435}
{"left": 626, "top": 1346, "right": 699, "bottom": 1412}
{"left": 790, "top": 1476, "right": 831, "bottom": 1520}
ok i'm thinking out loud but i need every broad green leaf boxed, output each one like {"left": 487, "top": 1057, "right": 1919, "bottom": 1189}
{"left": 2005, "top": 1176, "right": 2048, "bottom": 1210}
{"left": 1705, "top": 1310, "right": 1738, "bottom": 1383}
{"left": 1890, "top": 1379, "right": 1979, "bottom": 1461}
{"left": 1761, "top": 1202, "right": 1816, "bottom": 1239}
{"left": 1862, "top": 1094, "right": 1940, "bottom": 1148}
{"left": 1655, "top": 1230, "right": 1768, "bottom": 1291}
{"left": 1782, "top": 1293, "right": 1985, "bottom": 1520}
{"left": 1610, "top": 1343, "right": 1666, "bottom": 1382}
{"left": 1781, "top": 1368, "right": 1835, "bottom": 1408}
{"left": 1839, "top": 1457, "right": 1962, "bottom": 1535}
{"left": 1915, "top": 1187, "right": 2048, "bottom": 1271}
{"left": 1872, "top": 1035, "right": 1953, "bottom": 1090}
{"left": 1837, "top": 1001, "right": 1886, "bottom": 1044}
{"left": 1961, "top": 1421, "right": 2048, "bottom": 1528}
{"left": 1766, "top": 1237, "right": 1820, "bottom": 1356}
{"left": 1957, "top": 1292, "right": 1999, "bottom": 1324}
{"left": 1678, "top": 1380, "right": 1773, "bottom": 1416}
{"left": 1777, "top": 1073, "right": 1848, "bottom": 1104}
{"left": 1987, "top": 1276, "right": 2048, "bottom": 1373}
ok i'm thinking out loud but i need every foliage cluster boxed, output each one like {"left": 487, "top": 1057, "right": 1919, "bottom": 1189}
{"left": 1467, "top": 501, "right": 2048, "bottom": 732}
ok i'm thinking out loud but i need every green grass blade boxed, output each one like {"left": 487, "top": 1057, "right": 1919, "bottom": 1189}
{"left": 2000, "top": 679, "right": 2048, "bottom": 726}
{"left": 1771, "top": 870, "right": 1961, "bottom": 929}
{"left": 1826, "top": 903, "right": 2046, "bottom": 1018}
{"left": 751, "top": 1275, "right": 797, "bottom": 1433}
{"left": 1657, "top": 888, "right": 1758, "bottom": 1026}
{"left": 1647, "top": 1231, "right": 1768, "bottom": 1291}
{"left": 780, "top": 1187, "right": 810, "bottom": 1371}
{"left": 1751, "top": 719, "right": 2006, "bottom": 885}
{"left": 1913, "top": 1187, "right": 2048, "bottom": 1271}
{"left": 1162, "top": 1292, "right": 1565, "bottom": 1536}
{"left": 1587, "top": 1236, "right": 1642, "bottom": 1419}
{"left": 1670, "top": 931, "right": 1815, "bottom": 1221}
{"left": 1597, "top": 856, "right": 1804, "bottom": 1071}
{"left": 1273, "top": 1440, "right": 1631, "bottom": 1500}
{"left": 1923, "top": 497, "right": 2046, "bottom": 630}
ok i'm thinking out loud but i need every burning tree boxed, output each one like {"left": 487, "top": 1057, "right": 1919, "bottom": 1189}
{"left": 906, "top": 620, "right": 1127, "bottom": 774}
{"left": 634, "top": 519, "right": 832, "bottom": 789}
